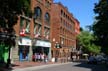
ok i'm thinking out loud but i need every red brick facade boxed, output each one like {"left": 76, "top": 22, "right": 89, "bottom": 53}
{"left": 74, "top": 19, "right": 80, "bottom": 35}
{"left": 12, "top": 0, "right": 80, "bottom": 61}
{"left": 51, "top": 3, "right": 78, "bottom": 58}
{"left": 14, "top": 0, "right": 53, "bottom": 40}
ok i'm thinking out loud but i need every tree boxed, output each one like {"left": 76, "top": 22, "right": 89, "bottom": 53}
{"left": 77, "top": 30, "right": 101, "bottom": 54}
{"left": 0, "top": 0, "right": 31, "bottom": 45}
{"left": 92, "top": 0, "right": 108, "bottom": 54}
{"left": 0, "top": 0, "right": 31, "bottom": 68}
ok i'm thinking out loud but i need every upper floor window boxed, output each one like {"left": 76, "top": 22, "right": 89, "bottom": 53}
{"left": 34, "top": 24, "right": 42, "bottom": 38}
{"left": 61, "top": 10, "right": 63, "bottom": 16}
{"left": 25, "top": 20, "right": 30, "bottom": 33}
{"left": 61, "top": 18, "right": 63, "bottom": 24}
{"left": 44, "top": 27, "right": 50, "bottom": 39}
{"left": 20, "top": 17, "right": 30, "bottom": 35}
{"left": 20, "top": 17, "right": 25, "bottom": 29}
{"left": 45, "top": 12, "right": 50, "bottom": 23}
{"left": 34, "top": 7, "right": 42, "bottom": 19}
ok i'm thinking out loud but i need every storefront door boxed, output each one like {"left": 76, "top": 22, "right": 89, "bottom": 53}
{"left": 19, "top": 46, "right": 29, "bottom": 61}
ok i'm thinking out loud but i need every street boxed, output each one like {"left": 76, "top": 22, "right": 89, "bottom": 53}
{"left": 13, "top": 62, "right": 108, "bottom": 71}
{"left": 32, "top": 62, "right": 108, "bottom": 71}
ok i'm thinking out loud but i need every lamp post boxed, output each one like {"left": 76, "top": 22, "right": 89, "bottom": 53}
{"left": 6, "top": 34, "right": 16, "bottom": 68}
{"left": 52, "top": 38, "right": 55, "bottom": 57}
{"left": 6, "top": 46, "right": 11, "bottom": 68}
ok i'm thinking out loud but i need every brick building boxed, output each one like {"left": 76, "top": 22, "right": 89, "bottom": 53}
{"left": 13, "top": 0, "right": 53, "bottom": 62}
{"left": 11, "top": 0, "right": 80, "bottom": 62}
{"left": 51, "top": 3, "right": 78, "bottom": 60}
{"left": 74, "top": 19, "right": 80, "bottom": 35}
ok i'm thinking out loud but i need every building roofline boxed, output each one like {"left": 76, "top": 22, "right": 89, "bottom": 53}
{"left": 54, "top": 2, "right": 73, "bottom": 15}
{"left": 53, "top": 2, "right": 80, "bottom": 25}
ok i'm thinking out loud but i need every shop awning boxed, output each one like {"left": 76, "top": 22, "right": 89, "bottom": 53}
{"left": 34, "top": 40, "right": 51, "bottom": 47}
{"left": 18, "top": 38, "right": 32, "bottom": 46}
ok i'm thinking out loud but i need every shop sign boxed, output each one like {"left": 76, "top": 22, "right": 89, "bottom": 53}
{"left": 18, "top": 38, "right": 31, "bottom": 46}
{"left": 35, "top": 40, "right": 51, "bottom": 47}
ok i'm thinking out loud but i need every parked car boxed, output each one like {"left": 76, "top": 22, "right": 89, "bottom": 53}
{"left": 95, "top": 55, "right": 107, "bottom": 63}
{"left": 87, "top": 56, "right": 97, "bottom": 64}
{"left": 88, "top": 54, "right": 108, "bottom": 64}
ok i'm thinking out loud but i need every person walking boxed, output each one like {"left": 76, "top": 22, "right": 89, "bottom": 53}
{"left": 70, "top": 52, "right": 73, "bottom": 61}
{"left": 41, "top": 53, "right": 45, "bottom": 62}
{"left": 44, "top": 54, "right": 48, "bottom": 63}
{"left": 37, "top": 53, "right": 41, "bottom": 62}
{"left": 35, "top": 53, "right": 38, "bottom": 62}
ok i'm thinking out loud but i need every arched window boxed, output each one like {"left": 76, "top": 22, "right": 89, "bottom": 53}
{"left": 61, "top": 10, "right": 63, "bottom": 16}
{"left": 45, "top": 12, "right": 50, "bottom": 22}
{"left": 34, "top": 7, "right": 42, "bottom": 19}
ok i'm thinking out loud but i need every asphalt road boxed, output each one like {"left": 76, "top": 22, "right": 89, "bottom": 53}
{"left": 32, "top": 62, "right": 108, "bottom": 71}
{"left": 13, "top": 62, "right": 108, "bottom": 71}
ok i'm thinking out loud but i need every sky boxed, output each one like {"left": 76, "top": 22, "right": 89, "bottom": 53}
{"left": 54, "top": 0, "right": 99, "bottom": 29}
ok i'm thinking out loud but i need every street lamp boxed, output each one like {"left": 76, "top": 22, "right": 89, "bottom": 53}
{"left": 6, "top": 34, "right": 16, "bottom": 68}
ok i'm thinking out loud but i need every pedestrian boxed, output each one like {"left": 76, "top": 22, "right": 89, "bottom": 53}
{"left": 44, "top": 54, "right": 48, "bottom": 63}
{"left": 37, "top": 53, "right": 41, "bottom": 62}
{"left": 41, "top": 53, "right": 45, "bottom": 62}
{"left": 35, "top": 53, "right": 38, "bottom": 62}
{"left": 70, "top": 52, "right": 73, "bottom": 61}
{"left": 32, "top": 53, "right": 35, "bottom": 62}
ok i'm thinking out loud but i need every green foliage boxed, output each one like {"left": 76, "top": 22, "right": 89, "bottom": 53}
{"left": 77, "top": 31, "right": 93, "bottom": 46}
{"left": 88, "top": 44, "right": 101, "bottom": 54}
{"left": 0, "top": 0, "right": 31, "bottom": 29}
{"left": 92, "top": 0, "right": 108, "bottom": 54}
{"left": 0, "top": 0, "right": 31, "bottom": 46}
{"left": 77, "top": 30, "right": 101, "bottom": 54}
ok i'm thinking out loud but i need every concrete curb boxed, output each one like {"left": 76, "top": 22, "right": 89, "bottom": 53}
{"left": 12, "top": 62, "right": 71, "bottom": 71}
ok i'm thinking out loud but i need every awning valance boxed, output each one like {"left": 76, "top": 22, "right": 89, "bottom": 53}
{"left": 18, "top": 38, "right": 32, "bottom": 46}
{"left": 34, "top": 40, "right": 51, "bottom": 47}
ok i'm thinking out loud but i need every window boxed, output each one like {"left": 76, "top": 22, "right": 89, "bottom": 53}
{"left": 34, "top": 24, "right": 42, "bottom": 38}
{"left": 38, "top": 25, "right": 42, "bottom": 35}
{"left": 25, "top": 20, "right": 30, "bottom": 33}
{"left": 61, "top": 18, "right": 62, "bottom": 24}
{"left": 44, "top": 27, "right": 50, "bottom": 39}
{"left": 63, "top": 13, "right": 65, "bottom": 17}
{"left": 20, "top": 17, "right": 25, "bottom": 29}
{"left": 45, "top": 12, "right": 50, "bottom": 23}
{"left": 34, "top": 24, "right": 38, "bottom": 34}
{"left": 61, "top": 37, "right": 64, "bottom": 45}
{"left": 61, "top": 10, "right": 63, "bottom": 16}
{"left": 34, "top": 7, "right": 42, "bottom": 19}
{"left": 20, "top": 17, "right": 30, "bottom": 35}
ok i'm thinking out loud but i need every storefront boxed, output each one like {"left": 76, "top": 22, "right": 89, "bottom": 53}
{"left": 32, "top": 40, "right": 51, "bottom": 60}
{"left": 18, "top": 37, "right": 32, "bottom": 61}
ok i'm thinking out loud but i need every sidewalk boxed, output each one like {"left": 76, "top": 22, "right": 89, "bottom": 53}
{"left": 0, "top": 61, "right": 65, "bottom": 71}
{"left": 12, "top": 61, "right": 55, "bottom": 69}
{"left": 13, "top": 62, "right": 71, "bottom": 71}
